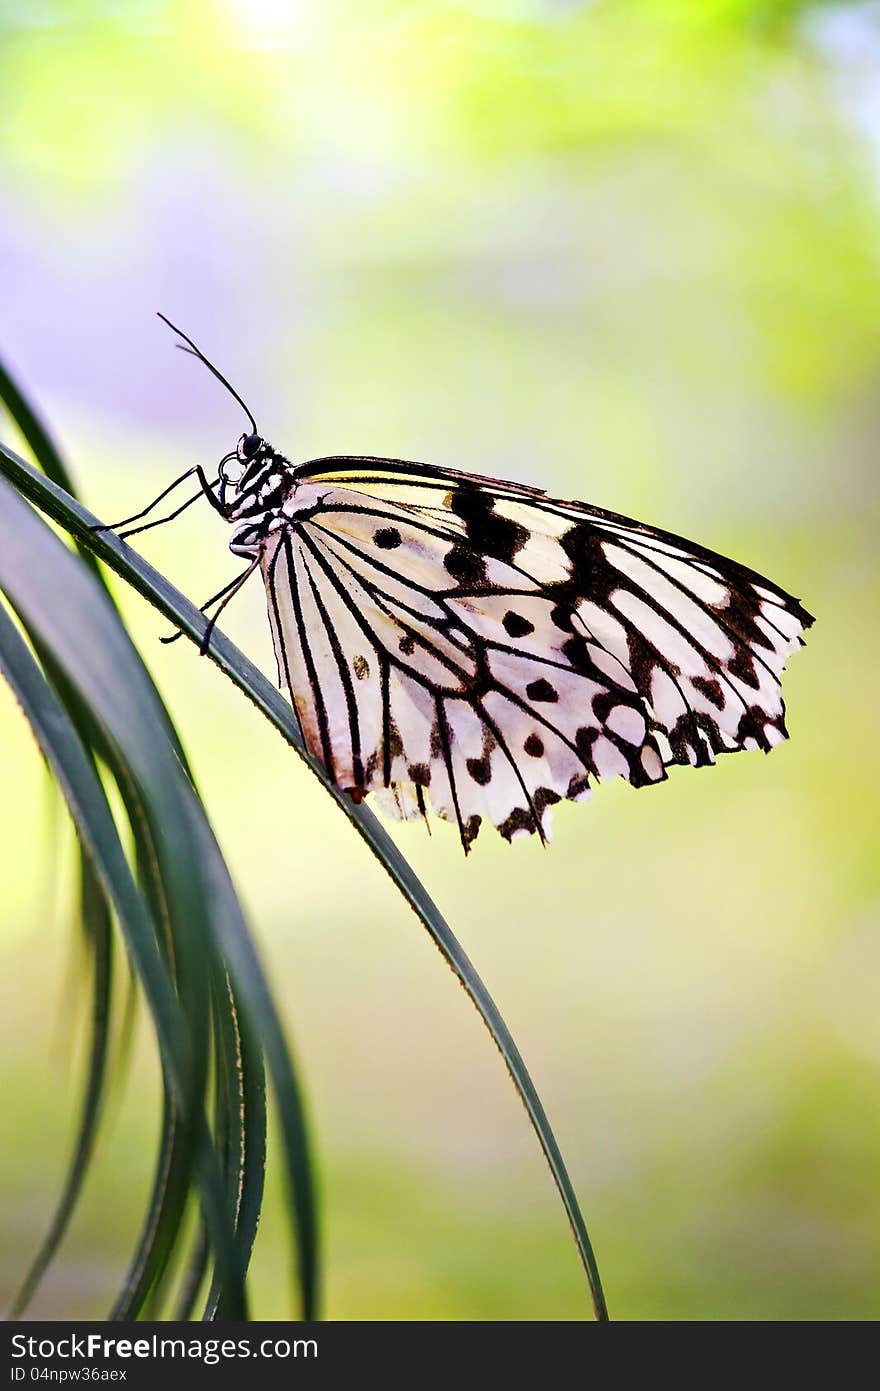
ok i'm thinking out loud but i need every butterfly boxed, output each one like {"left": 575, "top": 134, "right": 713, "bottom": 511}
{"left": 94, "top": 317, "right": 813, "bottom": 852}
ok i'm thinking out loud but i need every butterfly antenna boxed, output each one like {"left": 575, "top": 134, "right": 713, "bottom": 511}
{"left": 157, "top": 312, "right": 258, "bottom": 435}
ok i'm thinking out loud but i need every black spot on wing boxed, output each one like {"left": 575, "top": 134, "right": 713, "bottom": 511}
{"left": 498, "top": 806, "right": 535, "bottom": 842}
{"left": 727, "top": 647, "right": 761, "bottom": 690}
{"left": 567, "top": 772, "right": 591, "bottom": 799}
{"left": 734, "top": 706, "right": 785, "bottom": 749}
{"left": 463, "top": 814, "right": 482, "bottom": 850}
{"left": 558, "top": 519, "right": 610, "bottom": 594}
{"left": 466, "top": 756, "right": 492, "bottom": 785}
{"left": 561, "top": 635, "right": 592, "bottom": 673}
{"left": 591, "top": 690, "right": 617, "bottom": 724}
{"left": 374, "top": 526, "right": 402, "bottom": 549}
{"left": 551, "top": 604, "right": 576, "bottom": 632}
{"left": 626, "top": 626, "right": 673, "bottom": 695}
{"left": 692, "top": 674, "right": 724, "bottom": 709}
{"left": 444, "top": 544, "right": 486, "bottom": 585}
{"left": 575, "top": 725, "right": 599, "bottom": 767}
{"left": 717, "top": 587, "right": 776, "bottom": 652}
{"left": 385, "top": 715, "right": 404, "bottom": 761}
{"left": 503, "top": 610, "right": 535, "bottom": 638}
{"left": 526, "top": 677, "right": 558, "bottom": 703}
{"left": 450, "top": 486, "right": 529, "bottom": 564}
{"left": 535, "top": 786, "right": 561, "bottom": 815}
{"left": 497, "top": 787, "right": 560, "bottom": 843}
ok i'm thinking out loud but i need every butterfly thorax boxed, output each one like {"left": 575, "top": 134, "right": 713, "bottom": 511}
{"left": 224, "top": 443, "right": 328, "bottom": 558}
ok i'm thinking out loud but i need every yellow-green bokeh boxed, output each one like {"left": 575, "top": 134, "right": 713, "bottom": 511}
{"left": 1, "top": 0, "right": 878, "bottom": 1320}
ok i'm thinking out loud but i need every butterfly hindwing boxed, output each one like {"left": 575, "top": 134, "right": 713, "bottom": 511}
{"left": 261, "top": 457, "right": 812, "bottom": 849}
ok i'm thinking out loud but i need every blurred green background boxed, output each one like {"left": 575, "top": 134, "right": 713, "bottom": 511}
{"left": 1, "top": 0, "right": 878, "bottom": 1320}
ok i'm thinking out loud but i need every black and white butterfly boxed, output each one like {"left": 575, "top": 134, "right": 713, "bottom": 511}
{"left": 96, "top": 317, "right": 813, "bottom": 852}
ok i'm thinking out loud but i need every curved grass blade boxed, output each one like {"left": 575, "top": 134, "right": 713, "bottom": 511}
{"left": 174, "top": 1223, "right": 210, "bottom": 1321}
{"left": 0, "top": 353, "right": 194, "bottom": 774}
{"left": 110, "top": 1095, "right": 185, "bottom": 1320}
{"left": 2, "top": 649, "right": 205, "bottom": 1322}
{"left": 0, "top": 442, "right": 608, "bottom": 1319}
{"left": 0, "top": 599, "right": 188, "bottom": 1103}
{"left": 108, "top": 786, "right": 205, "bottom": 1321}
{"left": 0, "top": 469, "right": 309, "bottom": 1318}
{"left": 205, "top": 968, "right": 267, "bottom": 1321}
{"left": 7, "top": 855, "right": 113, "bottom": 1317}
{"left": 0, "top": 352, "right": 286, "bottom": 1318}
{"left": 6, "top": 613, "right": 126, "bottom": 1315}
{"left": 0, "top": 514, "right": 247, "bottom": 1320}
{"left": 0, "top": 357, "right": 79, "bottom": 500}
{"left": 0, "top": 354, "right": 218, "bottom": 1318}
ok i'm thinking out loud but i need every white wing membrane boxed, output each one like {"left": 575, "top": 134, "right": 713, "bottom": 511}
{"left": 259, "top": 458, "right": 812, "bottom": 849}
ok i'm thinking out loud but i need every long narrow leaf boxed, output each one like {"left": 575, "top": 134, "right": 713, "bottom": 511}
{"left": 0, "top": 501, "right": 247, "bottom": 1318}
{"left": 0, "top": 470, "right": 311, "bottom": 1317}
{"left": 0, "top": 353, "right": 194, "bottom": 772}
{"left": 0, "top": 358, "right": 79, "bottom": 504}
{"left": 0, "top": 601, "right": 188, "bottom": 1097}
{"left": 0, "top": 354, "right": 219, "bottom": 1317}
{"left": 0, "top": 366, "right": 299, "bottom": 1316}
{"left": 204, "top": 968, "right": 267, "bottom": 1321}
{"left": 108, "top": 782, "right": 205, "bottom": 1321}
{"left": 7, "top": 854, "right": 113, "bottom": 1317}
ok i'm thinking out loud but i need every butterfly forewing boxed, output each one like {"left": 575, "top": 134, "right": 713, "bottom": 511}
{"left": 260, "top": 457, "right": 812, "bottom": 850}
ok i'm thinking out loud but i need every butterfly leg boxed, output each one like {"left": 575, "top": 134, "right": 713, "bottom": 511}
{"left": 161, "top": 554, "right": 262, "bottom": 656}
{"left": 90, "top": 465, "right": 227, "bottom": 539}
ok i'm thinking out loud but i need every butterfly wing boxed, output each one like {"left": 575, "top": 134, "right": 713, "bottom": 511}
{"left": 261, "top": 457, "right": 813, "bottom": 850}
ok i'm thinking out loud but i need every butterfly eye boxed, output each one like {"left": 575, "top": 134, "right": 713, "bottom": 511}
{"left": 240, "top": 432, "right": 262, "bottom": 459}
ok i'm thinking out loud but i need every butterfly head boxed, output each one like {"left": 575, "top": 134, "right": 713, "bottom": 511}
{"left": 219, "top": 431, "right": 281, "bottom": 496}
{"left": 237, "top": 431, "right": 264, "bottom": 462}
{"left": 219, "top": 430, "right": 297, "bottom": 536}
